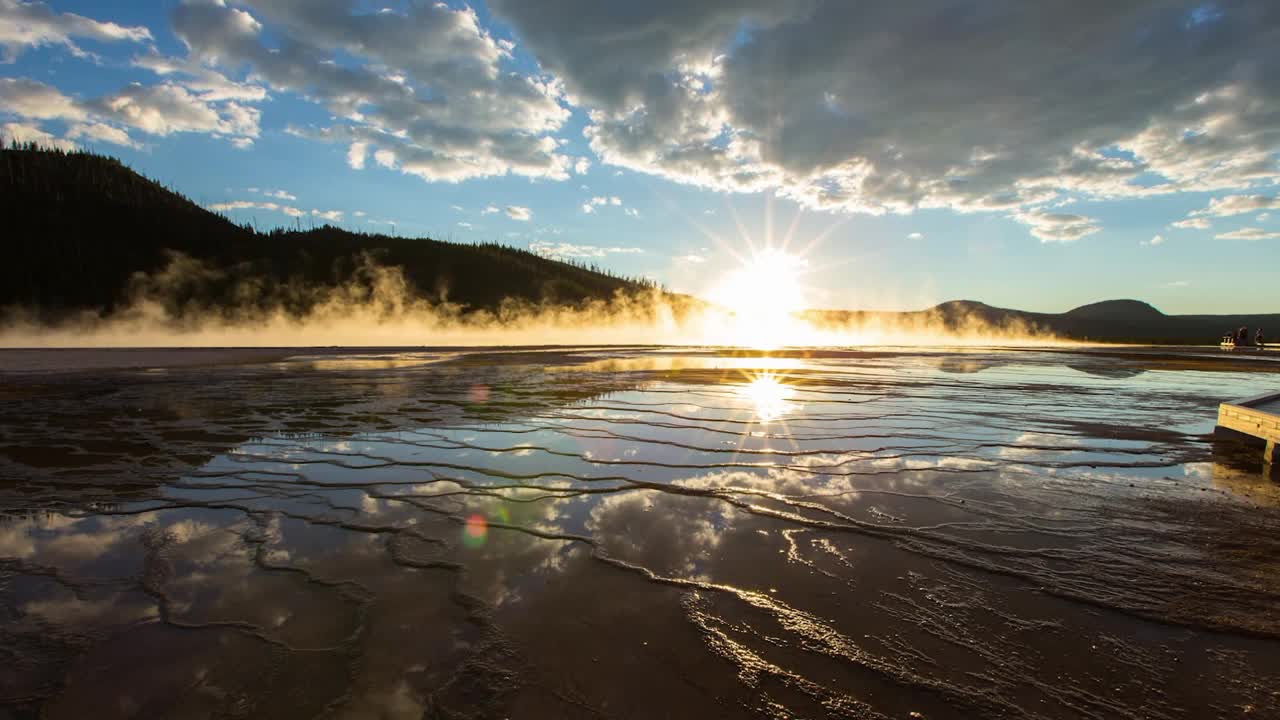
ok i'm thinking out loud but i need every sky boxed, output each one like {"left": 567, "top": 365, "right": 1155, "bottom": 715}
{"left": 0, "top": 0, "right": 1277, "bottom": 315}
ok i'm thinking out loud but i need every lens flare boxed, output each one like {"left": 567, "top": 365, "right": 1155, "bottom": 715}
{"left": 462, "top": 513, "right": 488, "bottom": 548}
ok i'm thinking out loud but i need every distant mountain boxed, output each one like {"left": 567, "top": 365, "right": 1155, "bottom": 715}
{"left": 0, "top": 144, "right": 660, "bottom": 321}
{"left": 1062, "top": 299, "right": 1165, "bottom": 320}
{"left": 807, "top": 298, "right": 1280, "bottom": 344}
{"left": 1042, "top": 299, "right": 1278, "bottom": 343}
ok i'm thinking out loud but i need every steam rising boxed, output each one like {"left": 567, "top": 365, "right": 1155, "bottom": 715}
{"left": 0, "top": 253, "right": 1065, "bottom": 348}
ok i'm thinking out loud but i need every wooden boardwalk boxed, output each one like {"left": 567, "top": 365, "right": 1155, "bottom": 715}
{"left": 1217, "top": 391, "right": 1280, "bottom": 465}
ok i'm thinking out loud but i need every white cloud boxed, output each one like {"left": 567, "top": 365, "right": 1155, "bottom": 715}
{"left": 1190, "top": 194, "right": 1280, "bottom": 218}
{"left": 10, "top": 0, "right": 1279, "bottom": 243}
{"left": 0, "top": 76, "right": 259, "bottom": 147}
{"left": 65, "top": 121, "right": 137, "bottom": 148}
{"left": 347, "top": 141, "right": 368, "bottom": 170}
{"left": 174, "top": 0, "right": 573, "bottom": 183}
{"left": 0, "top": 77, "right": 86, "bottom": 120}
{"left": 311, "top": 209, "right": 343, "bottom": 222}
{"left": 505, "top": 205, "right": 532, "bottom": 221}
{"left": 481, "top": 205, "right": 500, "bottom": 215}
{"left": 530, "top": 241, "right": 643, "bottom": 258}
{"left": 131, "top": 53, "right": 267, "bottom": 103}
{"left": 677, "top": 253, "right": 707, "bottom": 263}
{"left": 1215, "top": 227, "right": 1280, "bottom": 241}
{"left": 1010, "top": 210, "right": 1101, "bottom": 243}
{"left": 1140, "top": 234, "right": 1165, "bottom": 247}
{"left": 457, "top": 221, "right": 473, "bottom": 229}
{"left": 261, "top": 189, "right": 296, "bottom": 201}
{"left": 0, "top": 0, "right": 152, "bottom": 60}
{"left": 93, "top": 83, "right": 259, "bottom": 139}
{"left": 1258, "top": 212, "right": 1271, "bottom": 222}
{"left": 1160, "top": 280, "right": 1190, "bottom": 288}
{"left": 490, "top": 0, "right": 1280, "bottom": 221}
{"left": 907, "top": 232, "right": 923, "bottom": 240}
{"left": 581, "top": 195, "right": 623, "bottom": 213}
{"left": 208, "top": 200, "right": 304, "bottom": 218}
{"left": 624, "top": 207, "right": 640, "bottom": 217}
{"left": 1, "top": 121, "right": 75, "bottom": 150}
{"left": 1171, "top": 217, "right": 1210, "bottom": 230}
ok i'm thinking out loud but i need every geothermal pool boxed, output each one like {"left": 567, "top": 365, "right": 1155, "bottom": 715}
{"left": 2, "top": 347, "right": 1279, "bottom": 719}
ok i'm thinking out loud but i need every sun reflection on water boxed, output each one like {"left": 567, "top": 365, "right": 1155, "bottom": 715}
{"left": 739, "top": 372, "right": 794, "bottom": 422}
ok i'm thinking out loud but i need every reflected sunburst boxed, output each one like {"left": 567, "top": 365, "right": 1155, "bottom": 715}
{"left": 739, "top": 371, "right": 794, "bottom": 423}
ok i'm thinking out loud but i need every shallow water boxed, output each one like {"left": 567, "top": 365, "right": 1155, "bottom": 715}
{"left": 2, "top": 346, "right": 1280, "bottom": 719}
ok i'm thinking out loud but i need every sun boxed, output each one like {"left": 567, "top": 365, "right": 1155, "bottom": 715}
{"left": 709, "top": 249, "right": 809, "bottom": 347}
{"left": 711, "top": 249, "right": 806, "bottom": 318}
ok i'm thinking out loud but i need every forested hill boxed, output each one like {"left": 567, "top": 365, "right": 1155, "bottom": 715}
{"left": 0, "top": 144, "right": 655, "bottom": 320}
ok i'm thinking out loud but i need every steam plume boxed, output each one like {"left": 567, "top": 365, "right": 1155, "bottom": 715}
{"left": 0, "top": 253, "right": 1066, "bottom": 348}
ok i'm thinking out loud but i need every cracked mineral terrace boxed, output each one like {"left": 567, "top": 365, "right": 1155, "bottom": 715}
{"left": 2, "top": 346, "right": 1279, "bottom": 719}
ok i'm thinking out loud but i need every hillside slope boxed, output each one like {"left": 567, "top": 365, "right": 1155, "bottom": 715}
{"left": 0, "top": 145, "right": 653, "bottom": 320}
{"left": 807, "top": 299, "right": 1280, "bottom": 344}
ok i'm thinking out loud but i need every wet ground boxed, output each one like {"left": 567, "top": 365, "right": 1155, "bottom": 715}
{"left": 2, "top": 346, "right": 1280, "bottom": 719}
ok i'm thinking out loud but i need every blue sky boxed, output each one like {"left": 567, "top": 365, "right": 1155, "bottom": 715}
{"left": 2, "top": 0, "right": 1278, "bottom": 314}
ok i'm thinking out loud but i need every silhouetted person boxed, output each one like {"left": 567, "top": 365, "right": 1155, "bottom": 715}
{"left": 1257, "top": 329, "right": 1266, "bottom": 349}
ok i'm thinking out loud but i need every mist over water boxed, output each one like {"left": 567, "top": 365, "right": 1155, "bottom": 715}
{"left": 0, "top": 254, "right": 1064, "bottom": 348}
